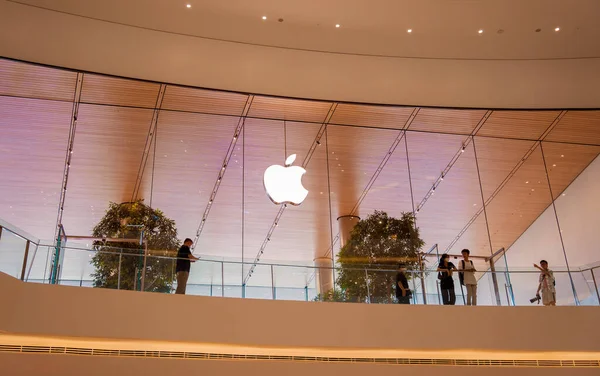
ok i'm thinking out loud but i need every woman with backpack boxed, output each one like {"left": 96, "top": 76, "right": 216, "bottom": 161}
{"left": 458, "top": 249, "right": 478, "bottom": 305}
{"left": 437, "top": 253, "right": 457, "bottom": 305}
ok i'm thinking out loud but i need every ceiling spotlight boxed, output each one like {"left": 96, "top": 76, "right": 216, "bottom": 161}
{"left": 186, "top": 4, "right": 191, "bottom": 8}
{"left": 407, "top": 29, "right": 412, "bottom": 33}
{"left": 478, "top": 29, "right": 484, "bottom": 34}
{"left": 262, "top": 16, "right": 267, "bottom": 20}
{"left": 552, "top": 164, "right": 557, "bottom": 167}
{"left": 335, "top": 24, "right": 341, "bottom": 28}
{"left": 555, "top": 27, "right": 560, "bottom": 32}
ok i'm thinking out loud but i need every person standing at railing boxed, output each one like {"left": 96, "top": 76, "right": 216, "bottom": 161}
{"left": 395, "top": 263, "right": 411, "bottom": 304}
{"left": 437, "top": 254, "right": 457, "bottom": 305}
{"left": 458, "top": 249, "right": 477, "bottom": 306}
{"left": 534, "top": 260, "right": 556, "bottom": 306}
{"left": 175, "top": 238, "right": 199, "bottom": 295}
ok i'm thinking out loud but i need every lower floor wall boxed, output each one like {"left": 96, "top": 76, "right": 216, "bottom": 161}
{"left": 0, "top": 353, "right": 599, "bottom": 376}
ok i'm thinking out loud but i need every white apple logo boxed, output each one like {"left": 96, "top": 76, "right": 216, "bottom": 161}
{"left": 263, "top": 154, "right": 309, "bottom": 205}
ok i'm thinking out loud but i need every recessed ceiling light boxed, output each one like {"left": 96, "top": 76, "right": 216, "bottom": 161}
{"left": 335, "top": 24, "right": 341, "bottom": 28}
{"left": 478, "top": 29, "right": 484, "bottom": 34}
{"left": 186, "top": 4, "right": 191, "bottom": 8}
{"left": 555, "top": 27, "right": 560, "bottom": 32}
{"left": 262, "top": 16, "right": 267, "bottom": 20}
{"left": 407, "top": 29, "right": 412, "bottom": 33}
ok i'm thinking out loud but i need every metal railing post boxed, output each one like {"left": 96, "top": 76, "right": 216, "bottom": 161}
{"left": 489, "top": 257, "right": 502, "bottom": 306}
{"left": 221, "top": 261, "right": 225, "bottom": 297}
{"left": 20, "top": 240, "right": 30, "bottom": 281}
{"left": 140, "top": 242, "right": 148, "bottom": 292}
{"left": 117, "top": 251, "right": 122, "bottom": 290}
{"left": 504, "top": 284, "right": 512, "bottom": 306}
{"left": 411, "top": 271, "right": 418, "bottom": 304}
{"left": 364, "top": 268, "right": 371, "bottom": 304}
{"left": 271, "top": 264, "right": 276, "bottom": 300}
{"left": 419, "top": 254, "right": 427, "bottom": 305}
{"left": 591, "top": 267, "right": 600, "bottom": 305}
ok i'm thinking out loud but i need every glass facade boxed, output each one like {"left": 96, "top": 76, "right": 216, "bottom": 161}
{"left": 1, "top": 58, "right": 600, "bottom": 306}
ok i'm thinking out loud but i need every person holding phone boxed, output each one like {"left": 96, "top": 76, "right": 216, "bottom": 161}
{"left": 395, "top": 263, "right": 411, "bottom": 304}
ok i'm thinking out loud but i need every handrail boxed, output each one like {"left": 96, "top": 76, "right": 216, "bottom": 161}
{"left": 0, "top": 218, "right": 40, "bottom": 244}
{"left": 46, "top": 244, "right": 600, "bottom": 275}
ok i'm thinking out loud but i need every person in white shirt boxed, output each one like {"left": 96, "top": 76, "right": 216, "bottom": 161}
{"left": 534, "top": 260, "right": 556, "bottom": 306}
{"left": 458, "top": 249, "right": 477, "bottom": 305}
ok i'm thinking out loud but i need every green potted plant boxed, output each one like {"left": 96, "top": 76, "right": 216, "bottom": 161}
{"left": 90, "top": 199, "right": 180, "bottom": 292}
{"left": 330, "top": 210, "right": 424, "bottom": 303}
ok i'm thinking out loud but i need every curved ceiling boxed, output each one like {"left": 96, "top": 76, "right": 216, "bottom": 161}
{"left": 10, "top": 0, "right": 600, "bottom": 60}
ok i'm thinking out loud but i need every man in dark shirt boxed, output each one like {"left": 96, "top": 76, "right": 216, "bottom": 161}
{"left": 395, "top": 263, "right": 411, "bottom": 304}
{"left": 175, "top": 238, "right": 199, "bottom": 294}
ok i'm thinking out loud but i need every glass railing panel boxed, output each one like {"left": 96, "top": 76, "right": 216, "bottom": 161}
{"left": 572, "top": 269, "right": 599, "bottom": 306}
{"left": 183, "top": 259, "right": 222, "bottom": 297}
{"left": 14, "top": 243, "right": 599, "bottom": 307}
{"left": 23, "top": 245, "right": 52, "bottom": 283}
{"left": 476, "top": 271, "right": 498, "bottom": 306}
{"left": 59, "top": 244, "right": 96, "bottom": 287}
{"left": 221, "top": 261, "right": 243, "bottom": 298}
{"left": 244, "top": 263, "right": 273, "bottom": 300}
{"left": 273, "top": 265, "right": 315, "bottom": 302}
{"left": 0, "top": 229, "right": 28, "bottom": 278}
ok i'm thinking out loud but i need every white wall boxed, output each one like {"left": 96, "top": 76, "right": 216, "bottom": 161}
{"left": 2, "top": 272, "right": 600, "bottom": 354}
{"left": 503, "top": 156, "right": 600, "bottom": 305}
{"left": 1, "top": 1, "right": 600, "bottom": 109}
{"left": 2, "top": 353, "right": 599, "bottom": 376}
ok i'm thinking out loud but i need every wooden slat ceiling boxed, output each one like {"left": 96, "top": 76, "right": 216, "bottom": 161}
{"left": 484, "top": 145, "right": 554, "bottom": 253}
{"left": 451, "top": 214, "right": 493, "bottom": 256}
{"left": 326, "top": 125, "right": 404, "bottom": 221}
{"left": 247, "top": 96, "right": 332, "bottom": 124}
{"left": 0, "top": 97, "right": 72, "bottom": 241}
{"left": 540, "top": 142, "right": 600, "bottom": 200}
{"left": 0, "top": 59, "right": 77, "bottom": 102}
{"left": 408, "top": 108, "right": 487, "bottom": 135}
{"left": 476, "top": 110, "right": 560, "bottom": 140}
{"left": 137, "top": 111, "right": 240, "bottom": 241}
{"left": 358, "top": 137, "right": 414, "bottom": 219}
{"left": 405, "top": 131, "right": 466, "bottom": 201}
{"left": 80, "top": 74, "right": 161, "bottom": 109}
{"left": 473, "top": 137, "right": 536, "bottom": 200}
{"left": 329, "top": 103, "right": 415, "bottom": 129}
{"left": 415, "top": 142, "right": 484, "bottom": 253}
{"left": 161, "top": 85, "right": 249, "bottom": 117}
{"left": 2, "top": 59, "right": 600, "bottom": 286}
{"left": 544, "top": 111, "right": 600, "bottom": 146}
{"left": 61, "top": 104, "right": 154, "bottom": 237}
